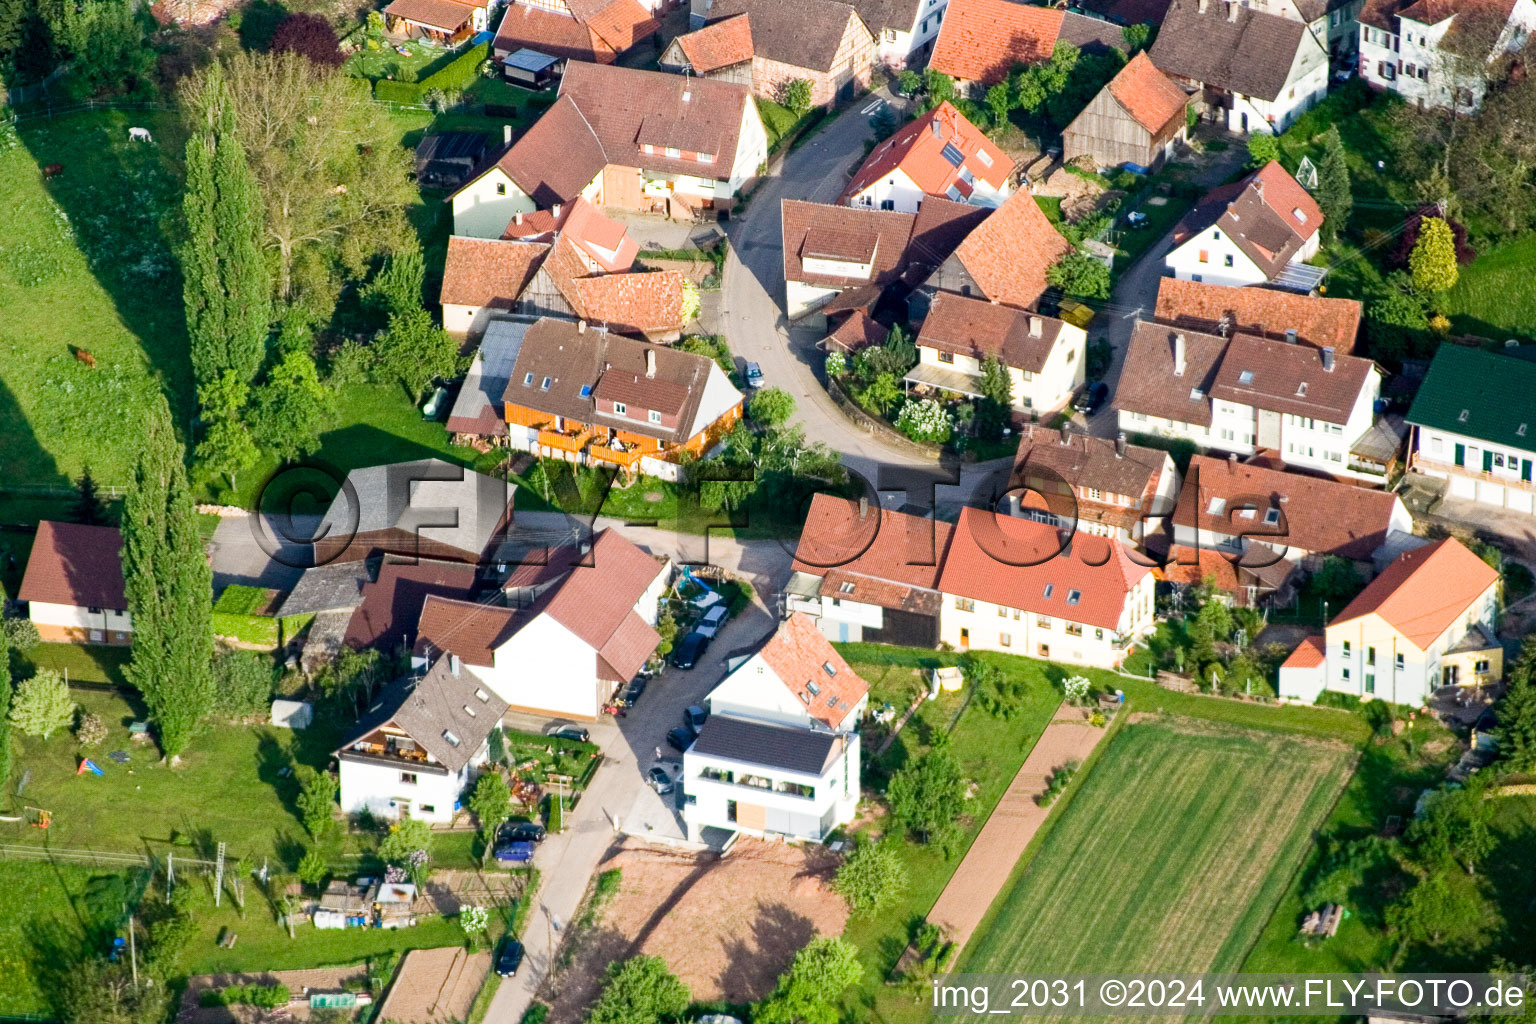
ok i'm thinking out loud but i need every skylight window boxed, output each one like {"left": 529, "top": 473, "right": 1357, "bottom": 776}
{"left": 807, "top": 680, "right": 822, "bottom": 696}
{"left": 940, "top": 142, "right": 965, "bottom": 167}
{"left": 1459, "top": 409, "right": 1470, "bottom": 423}
{"left": 827, "top": 694, "right": 838, "bottom": 707}
{"left": 976, "top": 148, "right": 993, "bottom": 167}
{"left": 1066, "top": 589, "right": 1082, "bottom": 606}
{"left": 1293, "top": 207, "right": 1308, "bottom": 223}
{"left": 474, "top": 688, "right": 490, "bottom": 703}
{"left": 1239, "top": 369, "right": 1254, "bottom": 385}
{"left": 463, "top": 705, "right": 477, "bottom": 717}
{"left": 579, "top": 384, "right": 592, "bottom": 398}
{"left": 823, "top": 661, "right": 837, "bottom": 677}
{"left": 523, "top": 372, "right": 534, "bottom": 386}
{"left": 443, "top": 730, "right": 461, "bottom": 747}
{"left": 1264, "top": 508, "right": 1281, "bottom": 525}
{"left": 1296, "top": 382, "right": 1308, "bottom": 397}
{"left": 1043, "top": 583, "right": 1054, "bottom": 599}
{"left": 1521, "top": 424, "right": 1529, "bottom": 437}
{"left": 1190, "top": 388, "right": 1205, "bottom": 400}
{"left": 1238, "top": 505, "right": 1256, "bottom": 519}
{"left": 1208, "top": 497, "right": 1227, "bottom": 515}
{"left": 540, "top": 376, "right": 551, "bottom": 391}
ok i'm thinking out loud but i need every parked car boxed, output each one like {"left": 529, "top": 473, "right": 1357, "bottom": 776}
{"left": 1073, "top": 381, "right": 1109, "bottom": 416}
{"left": 685, "top": 704, "right": 709, "bottom": 730}
{"left": 670, "top": 632, "right": 710, "bottom": 670}
{"left": 496, "top": 937, "right": 526, "bottom": 977}
{"left": 544, "top": 722, "right": 590, "bottom": 743}
{"left": 497, "top": 820, "right": 547, "bottom": 844}
{"left": 647, "top": 763, "right": 681, "bottom": 794}
{"left": 666, "top": 725, "right": 697, "bottom": 752}
{"left": 693, "top": 605, "right": 728, "bottom": 639}
{"left": 493, "top": 840, "right": 536, "bottom": 864}
{"left": 621, "top": 678, "right": 647, "bottom": 706}
{"left": 745, "top": 362, "right": 765, "bottom": 389}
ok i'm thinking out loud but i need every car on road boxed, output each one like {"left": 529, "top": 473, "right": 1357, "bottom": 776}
{"left": 693, "top": 605, "right": 728, "bottom": 639}
{"left": 493, "top": 840, "right": 536, "bottom": 864}
{"left": 1073, "top": 381, "right": 1109, "bottom": 416}
{"left": 670, "top": 632, "right": 710, "bottom": 670}
{"left": 666, "top": 725, "right": 697, "bottom": 752}
{"left": 497, "top": 820, "right": 546, "bottom": 844}
{"left": 745, "top": 362, "right": 765, "bottom": 389}
{"left": 621, "top": 677, "right": 647, "bottom": 706}
{"left": 647, "top": 762, "right": 682, "bottom": 794}
{"left": 495, "top": 937, "right": 526, "bottom": 977}
{"left": 544, "top": 722, "right": 590, "bottom": 743}
{"left": 685, "top": 704, "right": 709, "bottom": 730}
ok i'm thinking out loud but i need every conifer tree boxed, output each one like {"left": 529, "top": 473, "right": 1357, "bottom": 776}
{"left": 1315, "top": 126, "right": 1353, "bottom": 244}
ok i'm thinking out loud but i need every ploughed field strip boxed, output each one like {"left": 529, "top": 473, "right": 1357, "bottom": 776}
{"left": 957, "top": 716, "right": 1355, "bottom": 1023}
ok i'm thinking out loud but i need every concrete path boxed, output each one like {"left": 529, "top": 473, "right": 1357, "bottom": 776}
{"left": 925, "top": 704, "right": 1109, "bottom": 951}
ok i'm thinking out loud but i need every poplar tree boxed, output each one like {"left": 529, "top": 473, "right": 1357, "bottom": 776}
{"left": 1315, "top": 126, "right": 1353, "bottom": 244}
{"left": 122, "top": 394, "right": 215, "bottom": 760}
{"left": 182, "top": 62, "right": 270, "bottom": 396}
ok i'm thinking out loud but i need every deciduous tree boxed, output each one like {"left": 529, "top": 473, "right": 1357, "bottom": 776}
{"left": 782, "top": 78, "right": 813, "bottom": 116}
{"left": 122, "top": 394, "right": 216, "bottom": 759}
{"left": 468, "top": 772, "right": 512, "bottom": 864}
{"left": 270, "top": 12, "right": 344, "bottom": 66}
{"left": 754, "top": 937, "right": 863, "bottom": 1024}
{"left": 1409, "top": 217, "right": 1460, "bottom": 293}
{"left": 1047, "top": 250, "right": 1110, "bottom": 300}
{"left": 249, "top": 350, "right": 333, "bottom": 462}
{"left": 195, "top": 371, "right": 259, "bottom": 490}
{"left": 373, "top": 308, "right": 460, "bottom": 402}
{"left": 9, "top": 667, "right": 73, "bottom": 738}
{"left": 748, "top": 386, "right": 796, "bottom": 428}
{"left": 586, "top": 956, "right": 689, "bottom": 1024}
{"left": 887, "top": 732, "right": 967, "bottom": 849}
{"left": 832, "top": 838, "right": 908, "bottom": 915}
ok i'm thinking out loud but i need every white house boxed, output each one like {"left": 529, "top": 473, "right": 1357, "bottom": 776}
{"left": 852, "top": 0, "right": 951, "bottom": 67}
{"left": 1149, "top": 0, "right": 1329, "bottom": 133}
{"left": 936, "top": 507, "right": 1156, "bottom": 670}
{"left": 1406, "top": 341, "right": 1536, "bottom": 515}
{"left": 1114, "top": 323, "right": 1387, "bottom": 482}
{"left": 1164, "top": 161, "right": 1325, "bottom": 291}
{"left": 682, "top": 716, "right": 861, "bottom": 842}
{"left": 414, "top": 528, "right": 671, "bottom": 719}
{"left": 19, "top": 521, "right": 133, "bottom": 645}
{"left": 335, "top": 654, "right": 509, "bottom": 825}
{"left": 682, "top": 613, "right": 869, "bottom": 842}
{"left": 1279, "top": 538, "right": 1502, "bottom": 706}
{"left": 451, "top": 64, "right": 768, "bottom": 239}
{"left": 841, "top": 102, "right": 1013, "bottom": 213}
{"left": 706, "top": 612, "right": 872, "bottom": 731}
{"left": 1358, "top": 0, "right": 1536, "bottom": 110}
{"left": 908, "top": 292, "right": 1085, "bottom": 416}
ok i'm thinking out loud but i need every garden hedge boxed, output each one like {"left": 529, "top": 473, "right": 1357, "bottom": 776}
{"left": 374, "top": 78, "right": 424, "bottom": 104}
{"left": 417, "top": 41, "right": 489, "bottom": 93}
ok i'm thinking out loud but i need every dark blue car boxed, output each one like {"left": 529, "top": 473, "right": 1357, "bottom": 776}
{"left": 494, "top": 840, "right": 536, "bottom": 864}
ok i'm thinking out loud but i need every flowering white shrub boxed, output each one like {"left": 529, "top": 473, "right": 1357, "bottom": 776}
{"left": 895, "top": 398, "right": 950, "bottom": 442}
{"left": 825, "top": 350, "right": 846, "bottom": 376}
{"left": 1063, "top": 675, "right": 1091, "bottom": 704}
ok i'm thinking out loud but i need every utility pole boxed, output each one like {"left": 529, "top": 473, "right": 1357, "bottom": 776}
{"left": 127, "top": 915, "right": 139, "bottom": 988}
{"left": 215, "top": 841, "right": 226, "bottom": 908}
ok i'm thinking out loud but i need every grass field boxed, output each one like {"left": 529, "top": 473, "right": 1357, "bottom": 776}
{"left": 958, "top": 717, "right": 1356, "bottom": 1010}
{"left": 0, "top": 859, "right": 122, "bottom": 1016}
{"left": 1437, "top": 234, "right": 1536, "bottom": 344}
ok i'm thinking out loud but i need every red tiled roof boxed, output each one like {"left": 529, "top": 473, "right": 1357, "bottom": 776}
{"left": 1173, "top": 161, "right": 1322, "bottom": 280}
{"left": 344, "top": 560, "right": 478, "bottom": 652}
{"left": 562, "top": 198, "right": 637, "bottom": 271}
{"left": 567, "top": 0, "right": 661, "bottom": 52}
{"left": 1172, "top": 454, "right": 1404, "bottom": 561}
{"left": 1105, "top": 52, "right": 1189, "bottom": 134}
{"left": 918, "top": 291, "right": 1069, "bottom": 373}
{"left": 1281, "top": 633, "right": 1326, "bottom": 670}
{"left": 541, "top": 528, "right": 665, "bottom": 677}
{"left": 930, "top": 0, "right": 1063, "bottom": 84}
{"left": 492, "top": 0, "right": 658, "bottom": 61}
{"left": 1209, "top": 333, "right": 1375, "bottom": 423}
{"left": 18, "top": 521, "right": 126, "bottom": 610}
{"left": 571, "top": 268, "right": 686, "bottom": 334}
{"left": 415, "top": 594, "right": 522, "bottom": 666}
{"left": 463, "top": 94, "right": 607, "bottom": 208}
{"left": 754, "top": 613, "right": 870, "bottom": 728}
{"left": 951, "top": 188, "right": 1072, "bottom": 310}
{"left": 842, "top": 102, "right": 1013, "bottom": 205}
{"left": 938, "top": 507, "right": 1150, "bottom": 630}
{"left": 824, "top": 310, "right": 890, "bottom": 351}
{"left": 674, "top": 13, "right": 755, "bottom": 71}
{"left": 781, "top": 201, "right": 916, "bottom": 288}
{"left": 440, "top": 237, "right": 548, "bottom": 308}
{"left": 1154, "top": 277, "right": 1362, "bottom": 355}
{"left": 792, "top": 494, "right": 954, "bottom": 615}
{"left": 385, "top": 0, "right": 476, "bottom": 31}
{"left": 1330, "top": 537, "right": 1499, "bottom": 651}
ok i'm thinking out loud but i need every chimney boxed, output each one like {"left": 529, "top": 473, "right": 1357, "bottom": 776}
{"left": 1198, "top": 0, "right": 1207, "bottom": 11}
{"left": 1321, "top": 346, "right": 1336, "bottom": 372}
{"left": 514, "top": 212, "right": 524, "bottom": 226}
{"left": 1227, "top": 0, "right": 1238, "bottom": 20}
{"left": 1173, "top": 333, "right": 1187, "bottom": 377}
{"left": 859, "top": 495, "right": 869, "bottom": 518}
{"left": 1285, "top": 328, "right": 1298, "bottom": 345}
{"left": 1115, "top": 432, "right": 1127, "bottom": 459}
{"left": 450, "top": 654, "right": 461, "bottom": 676}
{"left": 1029, "top": 315, "right": 1043, "bottom": 337}
{"left": 1229, "top": 452, "right": 1238, "bottom": 469}
{"left": 645, "top": 349, "right": 657, "bottom": 378}
{"left": 552, "top": 202, "right": 563, "bottom": 219}
{"left": 682, "top": 89, "right": 692, "bottom": 102}
{"left": 504, "top": 124, "right": 513, "bottom": 145}
{"left": 578, "top": 320, "right": 588, "bottom": 334}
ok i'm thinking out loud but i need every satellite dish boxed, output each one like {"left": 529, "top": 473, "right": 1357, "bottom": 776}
{"left": 1296, "top": 155, "right": 1318, "bottom": 191}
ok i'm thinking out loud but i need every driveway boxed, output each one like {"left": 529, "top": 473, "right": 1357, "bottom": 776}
{"left": 484, "top": 536, "right": 787, "bottom": 1024}
{"left": 722, "top": 88, "right": 937, "bottom": 484}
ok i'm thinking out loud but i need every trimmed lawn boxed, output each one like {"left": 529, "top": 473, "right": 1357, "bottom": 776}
{"left": 3, "top": 688, "right": 339, "bottom": 862}
{"left": 959, "top": 717, "right": 1355, "bottom": 998}
{"left": 0, "top": 860, "right": 120, "bottom": 1016}
{"left": 0, "top": 109, "right": 190, "bottom": 488}
{"left": 25, "top": 642, "right": 134, "bottom": 687}
{"left": 1437, "top": 234, "right": 1536, "bottom": 344}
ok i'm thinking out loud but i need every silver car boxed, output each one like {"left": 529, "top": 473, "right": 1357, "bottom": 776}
{"left": 693, "top": 605, "right": 728, "bottom": 639}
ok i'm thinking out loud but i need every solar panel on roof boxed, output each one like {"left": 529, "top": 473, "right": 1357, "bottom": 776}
{"left": 940, "top": 143, "right": 965, "bottom": 167}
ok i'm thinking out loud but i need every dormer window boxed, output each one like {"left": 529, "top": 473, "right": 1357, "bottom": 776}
{"left": 649, "top": 410, "right": 662, "bottom": 424}
{"left": 614, "top": 401, "right": 627, "bottom": 415}
{"left": 1208, "top": 497, "right": 1227, "bottom": 515}
{"left": 838, "top": 581, "right": 855, "bottom": 594}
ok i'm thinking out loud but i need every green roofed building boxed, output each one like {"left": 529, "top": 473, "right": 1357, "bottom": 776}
{"left": 1406, "top": 344, "right": 1536, "bottom": 515}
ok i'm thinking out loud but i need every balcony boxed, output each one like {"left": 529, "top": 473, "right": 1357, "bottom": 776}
{"left": 537, "top": 426, "right": 593, "bottom": 453}
{"left": 587, "top": 439, "right": 645, "bottom": 468}
{"left": 1412, "top": 453, "right": 1536, "bottom": 494}
{"left": 346, "top": 737, "right": 431, "bottom": 764}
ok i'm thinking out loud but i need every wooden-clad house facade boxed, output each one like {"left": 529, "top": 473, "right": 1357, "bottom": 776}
{"left": 1062, "top": 52, "right": 1189, "bottom": 172}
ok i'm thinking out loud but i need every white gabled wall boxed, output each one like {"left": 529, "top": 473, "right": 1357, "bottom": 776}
{"left": 452, "top": 168, "right": 537, "bottom": 239}
{"left": 1165, "top": 226, "right": 1268, "bottom": 286}
{"left": 483, "top": 613, "right": 606, "bottom": 718}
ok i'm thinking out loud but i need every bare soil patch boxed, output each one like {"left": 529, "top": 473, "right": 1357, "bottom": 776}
{"left": 546, "top": 838, "right": 848, "bottom": 1022}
